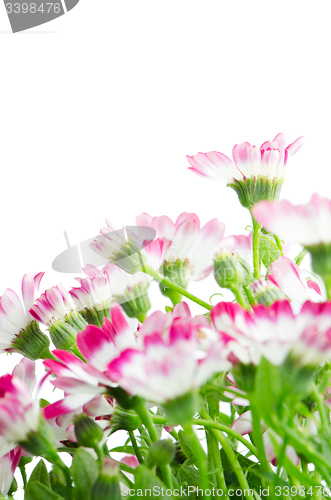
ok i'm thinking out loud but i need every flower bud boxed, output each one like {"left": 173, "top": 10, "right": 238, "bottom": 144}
{"left": 214, "top": 250, "right": 251, "bottom": 289}
{"left": 48, "top": 321, "right": 78, "bottom": 350}
{"left": 252, "top": 279, "right": 286, "bottom": 306}
{"left": 11, "top": 321, "right": 51, "bottom": 361}
{"left": 110, "top": 408, "right": 140, "bottom": 433}
{"left": 91, "top": 458, "right": 121, "bottom": 500}
{"left": 147, "top": 440, "right": 176, "bottom": 467}
{"left": 74, "top": 414, "right": 104, "bottom": 448}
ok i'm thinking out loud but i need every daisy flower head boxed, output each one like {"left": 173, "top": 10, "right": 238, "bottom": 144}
{"left": 187, "top": 133, "right": 303, "bottom": 209}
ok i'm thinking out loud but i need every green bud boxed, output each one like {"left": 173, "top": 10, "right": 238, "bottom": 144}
{"left": 79, "top": 301, "right": 111, "bottom": 327}
{"left": 114, "top": 282, "right": 152, "bottom": 320}
{"left": 252, "top": 279, "right": 286, "bottom": 306}
{"left": 147, "top": 440, "right": 176, "bottom": 467}
{"left": 91, "top": 458, "right": 121, "bottom": 500}
{"left": 48, "top": 320, "right": 77, "bottom": 350}
{"left": 228, "top": 175, "right": 284, "bottom": 210}
{"left": 110, "top": 408, "right": 140, "bottom": 433}
{"left": 214, "top": 250, "right": 251, "bottom": 289}
{"left": 11, "top": 320, "right": 51, "bottom": 361}
{"left": 74, "top": 414, "right": 104, "bottom": 448}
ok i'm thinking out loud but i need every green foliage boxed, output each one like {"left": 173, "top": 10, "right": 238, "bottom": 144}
{"left": 25, "top": 459, "right": 51, "bottom": 500}
{"left": 71, "top": 449, "right": 99, "bottom": 500}
{"left": 259, "top": 233, "right": 282, "bottom": 269}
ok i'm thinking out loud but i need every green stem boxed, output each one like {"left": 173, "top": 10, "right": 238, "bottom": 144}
{"left": 274, "top": 235, "right": 283, "bottom": 252}
{"left": 48, "top": 450, "right": 72, "bottom": 500}
{"left": 205, "top": 430, "right": 217, "bottom": 486}
{"left": 182, "top": 422, "right": 209, "bottom": 497}
{"left": 230, "top": 286, "right": 248, "bottom": 309}
{"left": 243, "top": 285, "right": 256, "bottom": 306}
{"left": 129, "top": 430, "right": 144, "bottom": 464}
{"left": 251, "top": 217, "right": 261, "bottom": 279}
{"left": 135, "top": 403, "right": 173, "bottom": 489}
{"left": 144, "top": 264, "right": 212, "bottom": 310}
{"left": 151, "top": 414, "right": 258, "bottom": 457}
{"left": 249, "top": 394, "right": 270, "bottom": 473}
{"left": 294, "top": 247, "right": 307, "bottom": 266}
{"left": 323, "top": 275, "right": 331, "bottom": 300}
{"left": 199, "top": 410, "right": 253, "bottom": 498}
{"left": 198, "top": 410, "right": 258, "bottom": 458}
{"left": 19, "top": 464, "right": 27, "bottom": 488}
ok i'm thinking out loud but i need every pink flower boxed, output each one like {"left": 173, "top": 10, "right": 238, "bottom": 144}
{"left": 70, "top": 263, "right": 152, "bottom": 322}
{"left": 30, "top": 283, "right": 77, "bottom": 325}
{"left": 267, "top": 256, "right": 323, "bottom": 307}
{"left": 46, "top": 395, "right": 114, "bottom": 448}
{"left": 43, "top": 305, "right": 135, "bottom": 418}
{"left": 0, "top": 447, "right": 21, "bottom": 496}
{"left": 211, "top": 300, "right": 331, "bottom": 367}
{"left": 91, "top": 221, "right": 169, "bottom": 274}
{"left": 0, "top": 358, "right": 40, "bottom": 445}
{"left": 107, "top": 319, "right": 231, "bottom": 404}
{"left": 186, "top": 133, "right": 303, "bottom": 184}
{"left": 252, "top": 194, "right": 331, "bottom": 247}
{"left": 136, "top": 212, "right": 225, "bottom": 282}
{"left": 0, "top": 273, "right": 44, "bottom": 350}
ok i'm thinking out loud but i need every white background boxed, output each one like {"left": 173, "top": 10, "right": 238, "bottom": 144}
{"left": 0, "top": 1, "right": 330, "bottom": 493}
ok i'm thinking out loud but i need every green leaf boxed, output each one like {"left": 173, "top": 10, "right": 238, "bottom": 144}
{"left": 220, "top": 449, "right": 263, "bottom": 495}
{"left": 28, "top": 482, "right": 65, "bottom": 500}
{"left": 259, "top": 234, "right": 282, "bottom": 269}
{"left": 178, "top": 430, "right": 196, "bottom": 463}
{"left": 71, "top": 449, "right": 99, "bottom": 500}
{"left": 25, "top": 459, "right": 51, "bottom": 500}
{"left": 134, "top": 465, "right": 168, "bottom": 497}
{"left": 254, "top": 357, "right": 281, "bottom": 426}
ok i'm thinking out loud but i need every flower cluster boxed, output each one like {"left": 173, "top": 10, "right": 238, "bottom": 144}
{"left": 2, "top": 132, "right": 331, "bottom": 499}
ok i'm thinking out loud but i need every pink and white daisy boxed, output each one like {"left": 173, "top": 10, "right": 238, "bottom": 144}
{"left": 136, "top": 212, "right": 225, "bottom": 284}
{"left": 186, "top": 133, "right": 303, "bottom": 185}
{"left": 252, "top": 194, "right": 331, "bottom": 247}
{"left": 70, "top": 263, "right": 152, "bottom": 322}
{"left": 0, "top": 358, "right": 47, "bottom": 452}
{"left": 43, "top": 305, "right": 136, "bottom": 418}
{"left": 30, "top": 283, "right": 88, "bottom": 350}
{"left": 107, "top": 320, "right": 231, "bottom": 404}
{"left": 267, "top": 256, "right": 323, "bottom": 307}
{"left": 0, "top": 447, "right": 21, "bottom": 496}
{"left": 0, "top": 273, "right": 49, "bottom": 359}
{"left": 210, "top": 300, "right": 331, "bottom": 367}
{"left": 46, "top": 395, "right": 114, "bottom": 448}
{"left": 91, "top": 221, "right": 169, "bottom": 275}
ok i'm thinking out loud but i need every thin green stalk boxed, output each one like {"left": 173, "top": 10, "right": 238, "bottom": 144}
{"left": 19, "top": 464, "right": 27, "bottom": 488}
{"left": 197, "top": 411, "right": 258, "bottom": 459}
{"left": 151, "top": 414, "right": 258, "bottom": 457}
{"left": 144, "top": 264, "right": 212, "bottom": 311}
{"left": 182, "top": 422, "right": 209, "bottom": 497}
{"left": 243, "top": 285, "right": 256, "bottom": 306}
{"left": 251, "top": 217, "right": 261, "bottom": 279}
{"left": 249, "top": 395, "right": 270, "bottom": 473}
{"left": 199, "top": 410, "right": 253, "bottom": 498}
{"left": 230, "top": 286, "right": 248, "bottom": 309}
{"left": 206, "top": 430, "right": 217, "bottom": 486}
{"left": 135, "top": 403, "right": 173, "bottom": 489}
{"left": 129, "top": 431, "right": 144, "bottom": 464}
{"left": 274, "top": 235, "right": 283, "bottom": 252}
{"left": 294, "top": 247, "right": 307, "bottom": 266}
